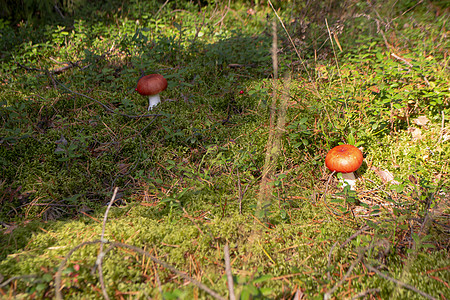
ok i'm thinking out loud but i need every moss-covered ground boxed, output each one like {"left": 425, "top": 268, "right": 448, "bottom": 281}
{"left": 0, "top": 0, "right": 449, "bottom": 299}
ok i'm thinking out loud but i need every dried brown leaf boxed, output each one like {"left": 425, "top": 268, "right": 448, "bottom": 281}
{"left": 409, "top": 127, "right": 423, "bottom": 140}
{"left": 412, "top": 115, "right": 429, "bottom": 126}
{"left": 370, "top": 167, "right": 400, "bottom": 184}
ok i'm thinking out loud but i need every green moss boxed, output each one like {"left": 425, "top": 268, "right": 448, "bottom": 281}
{"left": 1, "top": 0, "right": 448, "bottom": 298}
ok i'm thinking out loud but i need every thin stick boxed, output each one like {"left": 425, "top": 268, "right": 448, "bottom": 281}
{"left": 326, "top": 241, "right": 339, "bottom": 281}
{"left": 391, "top": 52, "right": 413, "bottom": 67}
{"left": 155, "top": 0, "right": 169, "bottom": 18}
{"left": 340, "top": 225, "right": 370, "bottom": 249}
{"left": 55, "top": 239, "right": 225, "bottom": 300}
{"left": 224, "top": 244, "right": 236, "bottom": 300}
{"left": 267, "top": 0, "right": 311, "bottom": 82}
{"left": 237, "top": 169, "right": 243, "bottom": 214}
{"left": 182, "top": 207, "right": 205, "bottom": 235}
{"left": 93, "top": 187, "right": 119, "bottom": 300}
{"left": 437, "top": 111, "right": 445, "bottom": 144}
{"left": 55, "top": 79, "right": 161, "bottom": 119}
{"left": 324, "top": 251, "right": 364, "bottom": 300}
{"left": 55, "top": 240, "right": 104, "bottom": 300}
{"left": 108, "top": 242, "right": 226, "bottom": 300}
{"left": 17, "top": 61, "right": 81, "bottom": 75}
{"left": 154, "top": 263, "right": 164, "bottom": 297}
{"left": 325, "top": 19, "right": 345, "bottom": 99}
{"left": 236, "top": 171, "right": 251, "bottom": 215}
{"left": 321, "top": 171, "right": 342, "bottom": 216}
{"left": 351, "top": 288, "right": 381, "bottom": 300}
{"left": 0, "top": 275, "right": 39, "bottom": 288}
{"left": 214, "top": 0, "right": 231, "bottom": 28}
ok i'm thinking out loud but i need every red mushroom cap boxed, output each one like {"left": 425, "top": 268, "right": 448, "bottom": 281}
{"left": 136, "top": 74, "right": 167, "bottom": 96}
{"left": 325, "top": 144, "right": 363, "bottom": 173}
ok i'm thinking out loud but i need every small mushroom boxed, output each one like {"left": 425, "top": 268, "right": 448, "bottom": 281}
{"left": 325, "top": 144, "right": 363, "bottom": 190}
{"left": 135, "top": 74, "right": 168, "bottom": 110}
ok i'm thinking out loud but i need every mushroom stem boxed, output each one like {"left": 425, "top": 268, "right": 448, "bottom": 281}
{"left": 340, "top": 172, "right": 357, "bottom": 190}
{"left": 148, "top": 94, "right": 161, "bottom": 110}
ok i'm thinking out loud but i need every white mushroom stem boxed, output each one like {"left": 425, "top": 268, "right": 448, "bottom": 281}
{"left": 340, "top": 172, "right": 357, "bottom": 190}
{"left": 148, "top": 94, "right": 161, "bottom": 110}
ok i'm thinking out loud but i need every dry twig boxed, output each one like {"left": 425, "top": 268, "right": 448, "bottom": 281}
{"left": 324, "top": 250, "right": 364, "bottom": 300}
{"left": 55, "top": 239, "right": 225, "bottom": 300}
{"left": 54, "top": 188, "right": 225, "bottom": 299}
{"left": 224, "top": 244, "right": 236, "bottom": 300}
{"left": 92, "top": 187, "right": 119, "bottom": 300}
{"left": 350, "top": 288, "right": 381, "bottom": 300}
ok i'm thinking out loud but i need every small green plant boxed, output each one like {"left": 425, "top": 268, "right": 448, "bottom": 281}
{"left": 233, "top": 271, "right": 273, "bottom": 300}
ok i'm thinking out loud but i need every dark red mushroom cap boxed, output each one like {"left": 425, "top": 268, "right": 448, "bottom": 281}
{"left": 325, "top": 144, "right": 363, "bottom": 173}
{"left": 136, "top": 74, "right": 167, "bottom": 96}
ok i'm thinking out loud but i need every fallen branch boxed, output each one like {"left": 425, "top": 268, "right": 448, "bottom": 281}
{"left": 54, "top": 186, "right": 225, "bottom": 299}
{"left": 17, "top": 61, "right": 84, "bottom": 75}
{"left": 351, "top": 288, "right": 381, "bottom": 300}
{"left": 0, "top": 274, "right": 39, "bottom": 288}
{"left": 224, "top": 244, "right": 236, "bottom": 300}
{"left": 17, "top": 61, "right": 161, "bottom": 119}
{"left": 54, "top": 77, "right": 161, "bottom": 119}
{"left": 324, "top": 250, "right": 364, "bottom": 300}
{"left": 105, "top": 242, "right": 226, "bottom": 300}
{"left": 54, "top": 239, "right": 225, "bottom": 300}
{"left": 321, "top": 171, "right": 343, "bottom": 216}
{"left": 92, "top": 187, "right": 119, "bottom": 300}
{"left": 55, "top": 240, "right": 103, "bottom": 300}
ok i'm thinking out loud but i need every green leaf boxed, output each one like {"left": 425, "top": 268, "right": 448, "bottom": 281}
{"left": 42, "top": 273, "right": 53, "bottom": 282}
{"left": 252, "top": 274, "right": 273, "bottom": 284}
{"left": 35, "top": 283, "right": 47, "bottom": 292}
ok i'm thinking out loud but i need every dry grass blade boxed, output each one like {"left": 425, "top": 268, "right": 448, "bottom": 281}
{"left": 257, "top": 20, "right": 279, "bottom": 211}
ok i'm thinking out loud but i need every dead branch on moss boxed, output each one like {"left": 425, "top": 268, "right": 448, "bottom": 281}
{"left": 55, "top": 77, "right": 162, "bottom": 119}
{"left": 55, "top": 240, "right": 103, "bottom": 299}
{"left": 321, "top": 171, "right": 343, "bottom": 216}
{"left": 0, "top": 274, "right": 39, "bottom": 289}
{"left": 324, "top": 250, "right": 364, "bottom": 300}
{"left": 55, "top": 239, "right": 225, "bottom": 300}
{"left": 17, "top": 62, "right": 161, "bottom": 119}
{"left": 224, "top": 243, "right": 236, "bottom": 300}
{"left": 92, "top": 187, "right": 119, "bottom": 300}
{"left": 104, "top": 242, "right": 226, "bottom": 300}
{"left": 54, "top": 187, "right": 225, "bottom": 300}
{"left": 340, "top": 225, "right": 371, "bottom": 249}
{"left": 182, "top": 207, "right": 205, "bottom": 235}
{"left": 326, "top": 241, "right": 339, "bottom": 281}
{"left": 17, "top": 61, "right": 84, "bottom": 75}
{"left": 350, "top": 288, "right": 381, "bottom": 300}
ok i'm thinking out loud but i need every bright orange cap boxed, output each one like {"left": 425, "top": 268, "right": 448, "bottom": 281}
{"left": 325, "top": 144, "right": 363, "bottom": 173}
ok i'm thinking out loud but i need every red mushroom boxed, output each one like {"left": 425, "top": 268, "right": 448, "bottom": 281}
{"left": 135, "top": 74, "right": 168, "bottom": 110}
{"left": 325, "top": 144, "right": 363, "bottom": 190}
